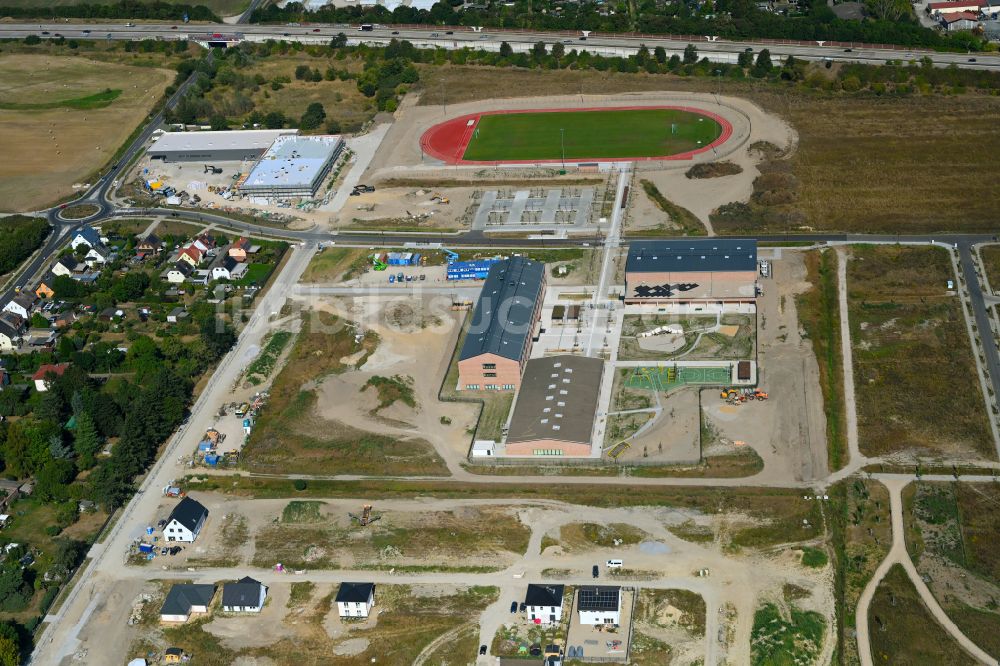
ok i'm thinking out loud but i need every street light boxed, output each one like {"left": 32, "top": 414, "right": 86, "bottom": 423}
{"left": 714, "top": 69, "right": 722, "bottom": 95}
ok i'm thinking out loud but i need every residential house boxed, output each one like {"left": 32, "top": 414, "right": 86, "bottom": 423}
{"left": 54, "top": 311, "right": 77, "bottom": 328}
{"left": 524, "top": 584, "right": 564, "bottom": 625}
{"left": 177, "top": 245, "right": 203, "bottom": 268}
{"left": 51, "top": 256, "right": 78, "bottom": 277}
{"left": 166, "top": 307, "right": 188, "bottom": 324}
{"left": 228, "top": 237, "right": 251, "bottom": 262}
{"left": 221, "top": 577, "right": 268, "bottom": 613}
{"left": 163, "top": 496, "right": 209, "bottom": 542}
{"left": 25, "top": 328, "right": 57, "bottom": 348}
{"left": 335, "top": 582, "right": 375, "bottom": 618}
{"left": 98, "top": 308, "right": 125, "bottom": 323}
{"left": 69, "top": 226, "right": 102, "bottom": 251}
{"left": 212, "top": 256, "right": 248, "bottom": 282}
{"left": 3, "top": 293, "right": 36, "bottom": 320}
{"left": 159, "top": 583, "right": 216, "bottom": 622}
{"left": 943, "top": 9, "right": 979, "bottom": 27}
{"left": 0, "top": 321, "right": 18, "bottom": 352}
{"left": 166, "top": 262, "right": 194, "bottom": 284}
{"left": 32, "top": 363, "right": 69, "bottom": 392}
{"left": 35, "top": 278, "right": 55, "bottom": 300}
{"left": 576, "top": 586, "right": 621, "bottom": 626}
{"left": 136, "top": 233, "right": 163, "bottom": 255}
{"left": 193, "top": 234, "right": 217, "bottom": 255}
{"left": 84, "top": 244, "right": 112, "bottom": 267}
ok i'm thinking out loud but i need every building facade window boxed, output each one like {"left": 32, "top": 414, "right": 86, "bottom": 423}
{"left": 482, "top": 363, "right": 496, "bottom": 370}
{"left": 485, "top": 384, "right": 499, "bottom": 390}
{"left": 465, "top": 384, "right": 480, "bottom": 390}
{"left": 502, "top": 384, "right": 515, "bottom": 390}
{"left": 533, "top": 449, "right": 564, "bottom": 456}
{"left": 484, "top": 372, "right": 497, "bottom": 377}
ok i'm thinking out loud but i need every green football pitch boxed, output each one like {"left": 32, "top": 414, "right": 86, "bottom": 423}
{"left": 461, "top": 108, "right": 723, "bottom": 162}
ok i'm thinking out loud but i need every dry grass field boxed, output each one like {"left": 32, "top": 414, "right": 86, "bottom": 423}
{"left": 848, "top": 245, "right": 993, "bottom": 459}
{"left": 981, "top": 245, "right": 1000, "bottom": 294}
{"left": 416, "top": 66, "right": 1000, "bottom": 233}
{"left": 0, "top": 54, "right": 172, "bottom": 212}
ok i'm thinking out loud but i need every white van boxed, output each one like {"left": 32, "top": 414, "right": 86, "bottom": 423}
{"left": 606, "top": 559, "right": 623, "bottom": 569}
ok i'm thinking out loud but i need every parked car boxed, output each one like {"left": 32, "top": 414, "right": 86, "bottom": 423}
{"left": 510, "top": 601, "right": 518, "bottom": 613}
{"left": 592, "top": 564, "right": 599, "bottom": 578}
{"left": 160, "top": 547, "right": 168, "bottom": 556}
{"left": 480, "top": 645, "right": 488, "bottom": 655}
{"left": 606, "top": 559, "right": 623, "bottom": 568}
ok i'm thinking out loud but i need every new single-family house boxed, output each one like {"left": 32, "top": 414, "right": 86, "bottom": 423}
{"left": 577, "top": 586, "right": 621, "bottom": 626}
{"left": 3, "top": 294, "right": 36, "bottom": 320}
{"left": 51, "top": 256, "right": 78, "bottom": 277}
{"left": 335, "top": 582, "right": 375, "bottom": 618}
{"left": 212, "top": 256, "right": 248, "bottom": 281}
{"left": 137, "top": 234, "right": 163, "bottom": 254}
{"left": 228, "top": 238, "right": 251, "bottom": 262}
{"left": 177, "top": 245, "right": 203, "bottom": 268}
{"left": 166, "top": 262, "right": 194, "bottom": 284}
{"left": 32, "top": 363, "right": 69, "bottom": 392}
{"left": 69, "top": 226, "right": 102, "bottom": 251}
{"left": 0, "top": 321, "right": 19, "bottom": 352}
{"left": 159, "top": 583, "right": 216, "bottom": 622}
{"left": 163, "top": 496, "right": 209, "bottom": 543}
{"left": 84, "top": 244, "right": 112, "bottom": 267}
{"left": 221, "top": 577, "right": 268, "bottom": 613}
{"left": 525, "top": 584, "right": 564, "bottom": 625}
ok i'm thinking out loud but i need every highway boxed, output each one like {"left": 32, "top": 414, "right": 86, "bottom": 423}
{"left": 0, "top": 21, "right": 998, "bottom": 70}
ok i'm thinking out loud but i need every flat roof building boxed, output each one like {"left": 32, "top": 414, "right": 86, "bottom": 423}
{"left": 625, "top": 239, "right": 758, "bottom": 304}
{"left": 458, "top": 256, "right": 546, "bottom": 392}
{"left": 148, "top": 129, "right": 297, "bottom": 163}
{"left": 239, "top": 134, "right": 344, "bottom": 198}
{"left": 505, "top": 355, "right": 604, "bottom": 457}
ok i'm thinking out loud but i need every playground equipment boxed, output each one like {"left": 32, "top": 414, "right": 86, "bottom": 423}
{"left": 639, "top": 324, "right": 683, "bottom": 339}
{"left": 349, "top": 504, "right": 381, "bottom": 527}
{"left": 371, "top": 254, "right": 387, "bottom": 271}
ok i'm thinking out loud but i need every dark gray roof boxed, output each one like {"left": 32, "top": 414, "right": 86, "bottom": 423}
{"left": 525, "top": 584, "right": 564, "bottom": 607}
{"left": 507, "top": 356, "right": 603, "bottom": 446}
{"left": 56, "top": 256, "right": 77, "bottom": 271}
{"left": 160, "top": 583, "right": 215, "bottom": 616}
{"left": 577, "top": 586, "right": 620, "bottom": 612}
{"left": 172, "top": 262, "right": 194, "bottom": 276}
{"left": 460, "top": 257, "right": 545, "bottom": 362}
{"left": 167, "top": 496, "right": 208, "bottom": 532}
{"left": 222, "top": 255, "right": 239, "bottom": 272}
{"left": 626, "top": 240, "right": 757, "bottom": 274}
{"left": 335, "top": 582, "right": 374, "bottom": 603}
{"left": 222, "top": 577, "right": 265, "bottom": 606}
{"left": 74, "top": 226, "right": 101, "bottom": 247}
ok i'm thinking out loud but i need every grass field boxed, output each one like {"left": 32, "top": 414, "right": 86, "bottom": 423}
{"left": 981, "top": 245, "right": 1000, "bottom": 294}
{"left": 0, "top": 54, "right": 173, "bottom": 212}
{"left": 848, "top": 245, "right": 993, "bottom": 459}
{"left": 869, "top": 564, "right": 977, "bottom": 665}
{"left": 417, "top": 66, "right": 1000, "bottom": 233}
{"left": 751, "top": 602, "right": 825, "bottom": 666}
{"left": 461, "top": 109, "right": 722, "bottom": 162}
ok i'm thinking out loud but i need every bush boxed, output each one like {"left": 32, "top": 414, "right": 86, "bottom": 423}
{"left": 293, "top": 479, "right": 307, "bottom": 491}
{"left": 801, "top": 546, "right": 828, "bottom": 568}
{"left": 24, "top": 35, "right": 41, "bottom": 45}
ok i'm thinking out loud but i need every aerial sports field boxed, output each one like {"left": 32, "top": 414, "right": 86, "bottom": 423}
{"left": 419, "top": 106, "right": 732, "bottom": 164}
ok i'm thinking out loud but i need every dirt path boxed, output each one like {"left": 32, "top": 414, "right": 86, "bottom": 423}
{"left": 413, "top": 620, "right": 476, "bottom": 666}
{"left": 855, "top": 475, "right": 995, "bottom": 666}
{"left": 836, "top": 248, "right": 866, "bottom": 471}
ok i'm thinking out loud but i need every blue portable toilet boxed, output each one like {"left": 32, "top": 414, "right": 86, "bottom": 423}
{"left": 205, "top": 454, "right": 220, "bottom": 466}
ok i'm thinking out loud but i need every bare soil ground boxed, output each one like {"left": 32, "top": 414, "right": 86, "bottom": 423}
{"left": 333, "top": 186, "right": 477, "bottom": 231}
{"left": 0, "top": 54, "right": 173, "bottom": 212}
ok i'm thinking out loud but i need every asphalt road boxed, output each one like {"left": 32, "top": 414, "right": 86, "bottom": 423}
{"left": 0, "top": 21, "right": 998, "bottom": 71}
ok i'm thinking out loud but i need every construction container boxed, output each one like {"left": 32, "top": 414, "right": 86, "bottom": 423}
{"left": 204, "top": 454, "right": 220, "bottom": 466}
{"left": 138, "top": 543, "right": 154, "bottom": 554}
{"left": 447, "top": 259, "right": 498, "bottom": 281}
{"left": 197, "top": 441, "right": 212, "bottom": 452}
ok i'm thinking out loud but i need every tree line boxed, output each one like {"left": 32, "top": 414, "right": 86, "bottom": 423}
{"left": 0, "top": 0, "right": 218, "bottom": 22}
{"left": 0, "top": 216, "right": 49, "bottom": 278}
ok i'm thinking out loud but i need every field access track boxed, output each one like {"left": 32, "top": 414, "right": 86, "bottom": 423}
{"left": 419, "top": 105, "right": 734, "bottom": 165}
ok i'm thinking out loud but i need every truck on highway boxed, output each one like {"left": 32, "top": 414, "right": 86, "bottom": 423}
{"left": 359, "top": 23, "right": 374, "bottom": 31}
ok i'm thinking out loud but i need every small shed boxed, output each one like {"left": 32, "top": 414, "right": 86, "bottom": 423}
{"left": 471, "top": 440, "right": 496, "bottom": 457}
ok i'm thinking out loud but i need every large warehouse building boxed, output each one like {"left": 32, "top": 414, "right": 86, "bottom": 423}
{"left": 625, "top": 239, "right": 758, "bottom": 304}
{"left": 239, "top": 134, "right": 345, "bottom": 198}
{"left": 148, "top": 129, "right": 297, "bottom": 162}
{"left": 457, "top": 256, "right": 546, "bottom": 391}
{"left": 504, "top": 355, "right": 604, "bottom": 457}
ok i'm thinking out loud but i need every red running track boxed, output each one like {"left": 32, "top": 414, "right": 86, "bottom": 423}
{"left": 419, "top": 105, "right": 734, "bottom": 165}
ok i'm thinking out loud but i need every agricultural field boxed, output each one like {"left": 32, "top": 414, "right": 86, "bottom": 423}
{"left": 904, "top": 481, "right": 1000, "bottom": 658}
{"left": 459, "top": 108, "right": 722, "bottom": 162}
{"left": 0, "top": 54, "right": 174, "bottom": 212}
{"left": 868, "top": 565, "right": 977, "bottom": 665}
{"left": 848, "top": 245, "right": 992, "bottom": 459}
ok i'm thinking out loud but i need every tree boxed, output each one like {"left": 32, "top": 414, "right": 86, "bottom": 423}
{"left": 23, "top": 35, "right": 40, "bottom": 45}
{"left": 0, "top": 564, "right": 31, "bottom": 612}
{"left": 532, "top": 41, "right": 547, "bottom": 60}
{"left": 48, "top": 435, "right": 73, "bottom": 460}
{"left": 209, "top": 114, "right": 229, "bottom": 131}
{"left": 654, "top": 46, "right": 667, "bottom": 64}
{"left": 200, "top": 317, "right": 236, "bottom": 361}
{"left": 738, "top": 48, "right": 754, "bottom": 68}
{"left": 635, "top": 44, "right": 650, "bottom": 67}
{"left": 263, "top": 111, "right": 285, "bottom": 129}
{"left": 73, "top": 411, "right": 103, "bottom": 469}
{"left": 294, "top": 64, "right": 311, "bottom": 80}
{"left": 35, "top": 458, "right": 75, "bottom": 502}
{"left": 499, "top": 41, "right": 513, "bottom": 58}
{"left": 329, "top": 33, "right": 347, "bottom": 49}
{"left": 0, "top": 634, "right": 17, "bottom": 666}
{"left": 753, "top": 49, "right": 773, "bottom": 77}
{"left": 29, "top": 313, "right": 49, "bottom": 329}
{"left": 299, "top": 102, "right": 326, "bottom": 131}
{"left": 551, "top": 41, "right": 565, "bottom": 63}
{"left": 683, "top": 44, "right": 698, "bottom": 65}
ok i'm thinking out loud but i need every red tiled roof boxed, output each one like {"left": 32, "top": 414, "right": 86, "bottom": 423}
{"left": 32, "top": 363, "right": 69, "bottom": 381}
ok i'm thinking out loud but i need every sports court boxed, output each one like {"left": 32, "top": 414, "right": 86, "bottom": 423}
{"left": 625, "top": 365, "right": 732, "bottom": 392}
{"left": 420, "top": 106, "right": 733, "bottom": 165}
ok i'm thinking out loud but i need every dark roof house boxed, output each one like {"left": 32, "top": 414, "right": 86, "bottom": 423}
{"left": 167, "top": 497, "right": 209, "bottom": 533}
{"left": 335, "top": 582, "right": 375, "bottom": 603}
{"left": 577, "top": 586, "right": 621, "bottom": 612}
{"left": 525, "top": 584, "right": 564, "bottom": 607}
{"left": 459, "top": 256, "right": 545, "bottom": 362}
{"left": 222, "top": 577, "right": 266, "bottom": 607}
{"left": 160, "top": 584, "right": 216, "bottom": 617}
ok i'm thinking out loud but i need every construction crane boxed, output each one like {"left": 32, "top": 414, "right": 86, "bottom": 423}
{"left": 349, "top": 504, "right": 381, "bottom": 527}
{"left": 370, "top": 254, "right": 387, "bottom": 271}
{"left": 442, "top": 248, "right": 459, "bottom": 264}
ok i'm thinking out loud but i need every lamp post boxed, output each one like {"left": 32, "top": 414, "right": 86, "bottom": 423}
{"left": 714, "top": 69, "right": 722, "bottom": 96}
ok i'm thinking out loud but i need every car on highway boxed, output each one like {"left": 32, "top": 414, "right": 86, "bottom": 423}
{"left": 54, "top": 33, "right": 61, "bottom": 37}
{"left": 41, "top": 31, "right": 49, "bottom": 35}
{"left": 445, "top": 30, "right": 454, "bottom": 34}
{"left": 969, "top": 57, "right": 977, "bottom": 62}
{"left": 313, "top": 28, "right": 320, "bottom": 32}
{"left": 579, "top": 36, "right": 587, "bottom": 40}
{"left": 82, "top": 29, "right": 91, "bottom": 34}
{"left": 844, "top": 48, "right": 852, "bottom": 52}
{"left": 171, "top": 26, "right": 177, "bottom": 29}
{"left": 392, "top": 30, "right": 399, "bottom": 34}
